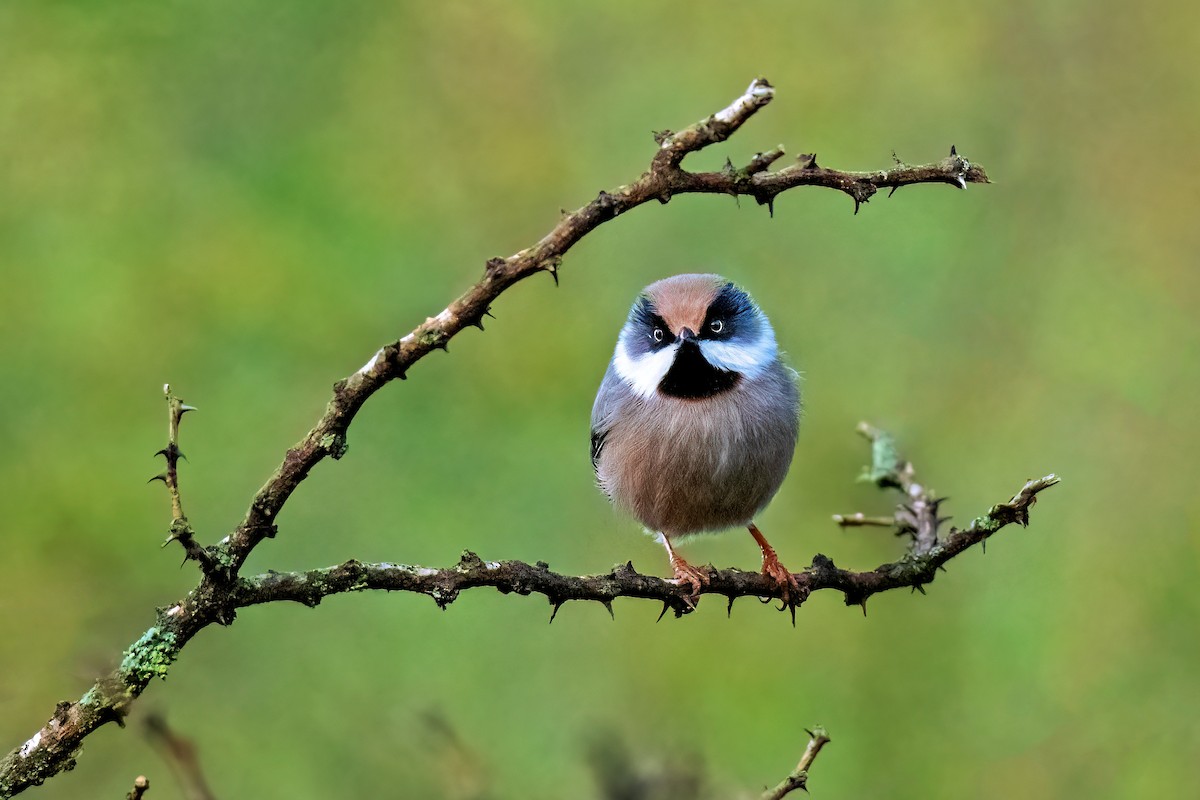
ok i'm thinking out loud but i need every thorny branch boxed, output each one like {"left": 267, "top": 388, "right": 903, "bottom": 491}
{"left": 227, "top": 431, "right": 1056, "bottom": 621}
{"left": 0, "top": 78, "right": 1010, "bottom": 797}
{"left": 760, "top": 727, "right": 831, "bottom": 800}
{"left": 148, "top": 386, "right": 212, "bottom": 571}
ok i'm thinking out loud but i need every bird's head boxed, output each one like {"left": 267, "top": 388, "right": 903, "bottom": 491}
{"left": 613, "top": 273, "right": 779, "bottom": 400}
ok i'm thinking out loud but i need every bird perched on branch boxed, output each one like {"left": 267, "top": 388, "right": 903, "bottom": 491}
{"left": 590, "top": 274, "right": 801, "bottom": 603}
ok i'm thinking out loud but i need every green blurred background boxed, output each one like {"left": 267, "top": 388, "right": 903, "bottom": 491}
{"left": 2, "top": 1, "right": 1197, "bottom": 797}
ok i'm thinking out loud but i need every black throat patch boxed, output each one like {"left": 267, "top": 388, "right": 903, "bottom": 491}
{"left": 658, "top": 340, "right": 740, "bottom": 399}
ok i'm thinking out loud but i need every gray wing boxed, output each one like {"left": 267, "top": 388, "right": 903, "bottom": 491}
{"left": 589, "top": 363, "right": 632, "bottom": 478}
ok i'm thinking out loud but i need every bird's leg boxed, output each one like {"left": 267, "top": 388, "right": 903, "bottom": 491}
{"left": 748, "top": 523, "right": 800, "bottom": 606}
{"left": 658, "top": 533, "right": 710, "bottom": 601}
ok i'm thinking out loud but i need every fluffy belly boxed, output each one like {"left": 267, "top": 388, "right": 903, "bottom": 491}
{"left": 599, "top": 388, "right": 796, "bottom": 536}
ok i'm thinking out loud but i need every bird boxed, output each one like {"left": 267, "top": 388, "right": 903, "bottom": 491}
{"left": 590, "top": 273, "right": 801, "bottom": 603}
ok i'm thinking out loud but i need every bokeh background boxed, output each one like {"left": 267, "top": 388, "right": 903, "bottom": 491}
{"left": 2, "top": 1, "right": 1197, "bottom": 797}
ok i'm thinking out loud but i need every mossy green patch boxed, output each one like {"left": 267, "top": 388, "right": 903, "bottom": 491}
{"left": 319, "top": 432, "right": 349, "bottom": 459}
{"left": 118, "top": 627, "right": 179, "bottom": 685}
{"left": 864, "top": 431, "right": 902, "bottom": 485}
{"left": 418, "top": 329, "right": 445, "bottom": 347}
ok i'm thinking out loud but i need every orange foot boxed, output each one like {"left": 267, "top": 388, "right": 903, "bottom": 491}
{"left": 657, "top": 533, "right": 710, "bottom": 605}
{"left": 749, "top": 523, "right": 804, "bottom": 610}
{"left": 668, "top": 555, "right": 711, "bottom": 604}
{"left": 760, "top": 548, "right": 802, "bottom": 608}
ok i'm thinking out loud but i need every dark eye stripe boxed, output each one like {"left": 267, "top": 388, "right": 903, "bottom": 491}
{"left": 702, "top": 282, "right": 754, "bottom": 340}
{"left": 648, "top": 313, "right": 673, "bottom": 348}
{"left": 626, "top": 297, "right": 675, "bottom": 354}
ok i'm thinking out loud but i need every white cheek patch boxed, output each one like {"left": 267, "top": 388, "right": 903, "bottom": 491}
{"left": 614, "top": 339, "right": 679, "bottom": 399}
{"left": 699, "top": 324, "right": 778, "bottom": 378}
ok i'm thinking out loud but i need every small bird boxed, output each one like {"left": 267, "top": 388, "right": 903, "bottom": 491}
{"left": 590, "top": 273, "right": 801, "bottom": 602}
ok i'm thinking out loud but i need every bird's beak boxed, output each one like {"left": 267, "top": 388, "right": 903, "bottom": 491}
{"left": 677, "top": 327, "right": 696, "bottom": 343}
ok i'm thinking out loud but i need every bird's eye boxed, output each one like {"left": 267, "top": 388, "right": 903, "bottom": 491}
{"left": 709, "top": 319, "right": 724, "bottom": 334}
{"left": 652, "top": 328, "right": 665, "bottom": 343}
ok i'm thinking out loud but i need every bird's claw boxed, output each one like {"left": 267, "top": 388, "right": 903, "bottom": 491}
{"left": 761, "top": 553, "right": 803, "bottom": 610}
{"left": 668, "top": 559, "right": 711, "bottom": 605}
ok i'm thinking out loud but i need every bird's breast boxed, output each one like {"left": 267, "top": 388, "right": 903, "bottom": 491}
{"left": 598, "top": 364, "right": 800, "bottom": 536}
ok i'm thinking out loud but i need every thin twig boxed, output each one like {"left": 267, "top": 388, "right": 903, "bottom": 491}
{"left": 843, "top": 422, "right": 943, "bottom": 554}
{"left": 421, "top": 710, "right": 493, "bottom": 800}
{"left": 0, "top": 79, "right": 1001, "bottom": 797}
{"left": 126, "top": 775, "right": 149, "bottom": 800}
{"left": 760, "top": 727, "right": 831, "bottom": 800}
{"left": 588, "top": 735, "right": 706, "bottom": 800}
{"left": 831, "top": 513, "right": 896, "bottom": 528}
{"left": 144, "top": 714, "right": 216, "bottom": 800}
{"left": 150, "top": 385, "right": 213, "bottom": 572}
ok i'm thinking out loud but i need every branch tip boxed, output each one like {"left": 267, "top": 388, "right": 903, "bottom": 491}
{"left": 745, "top": 146, "right": 786, "bottom": 174}
{"left": 761, "top": 726, "right": 831, "bottom": 799}
{"left": 127, "top": 775, "right": 149, "bottom": 800}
